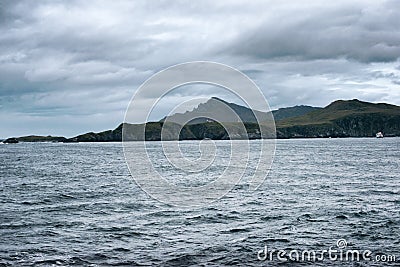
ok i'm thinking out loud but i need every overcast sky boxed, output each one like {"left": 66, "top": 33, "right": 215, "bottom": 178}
{"left": 1, "top": 0, "right": 400, "bottom": 138}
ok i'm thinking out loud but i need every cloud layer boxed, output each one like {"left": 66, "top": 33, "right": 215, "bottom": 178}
{"left": 1, "top": 0, "right": 400, "bottom": 137}
{"left": 228, "top": 1, "right": 400, "bottom": 62}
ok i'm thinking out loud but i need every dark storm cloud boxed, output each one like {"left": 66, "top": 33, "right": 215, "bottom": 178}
{"left": 227, "top": 1, "right": 400, "bottom": 63}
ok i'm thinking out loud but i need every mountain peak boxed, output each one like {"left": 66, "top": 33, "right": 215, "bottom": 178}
{"left": 161, "top": 97, "right": 263, "bottom": 125}
{"left": 210, "top": 96, "right": 226, "bottom": 102}
{"left": 325, "top": 99, "right": 399, "bottom": 111}
{"left": 326, "top": 99, "right": 372, "bottom": 111}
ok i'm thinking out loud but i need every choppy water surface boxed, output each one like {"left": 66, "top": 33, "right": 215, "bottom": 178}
{"left": 0, "top": 138, "right": 399, "bottom": 266}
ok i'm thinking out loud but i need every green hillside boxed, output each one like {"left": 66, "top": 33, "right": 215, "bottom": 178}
{"left": 276, "top": 99, "right": 400, "bottom": 138}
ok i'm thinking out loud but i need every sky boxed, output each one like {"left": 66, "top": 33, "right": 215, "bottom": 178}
{"left": 1, "top": 0, "right": 400, "bottom": 138}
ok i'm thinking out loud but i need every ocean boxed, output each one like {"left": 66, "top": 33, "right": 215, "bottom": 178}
{"left": 0, "top": 138, "right": 399, "bottom": 266}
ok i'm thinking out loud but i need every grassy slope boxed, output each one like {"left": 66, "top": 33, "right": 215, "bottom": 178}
{"left": 277, "top": 99, "right": 400, "bottom": 127}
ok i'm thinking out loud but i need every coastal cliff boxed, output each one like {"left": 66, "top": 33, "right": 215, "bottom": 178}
{"left": 4, "top": 99, "right": 400, "bottom": 142}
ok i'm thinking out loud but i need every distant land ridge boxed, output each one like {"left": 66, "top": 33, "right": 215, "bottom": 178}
{"left": 3, "top": 98, "right": 400, "bottom": 143}
{"left": 160, "top": 97, "right": 321, "bottom": 124}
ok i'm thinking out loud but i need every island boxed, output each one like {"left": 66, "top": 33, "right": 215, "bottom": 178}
{"left": 3, "top": 98, "right": 400, "bottom": 143}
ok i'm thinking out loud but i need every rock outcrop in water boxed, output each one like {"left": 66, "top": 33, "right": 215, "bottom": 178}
{"left": 3, "top": 136, "right": 66, "bottom": 143}
{"left": 3, "top": 138, "right": 19, "bottom": 143}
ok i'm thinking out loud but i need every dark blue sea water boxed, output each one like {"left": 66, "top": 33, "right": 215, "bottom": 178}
{"left": 0, "top": 138, "right": 399, "bottom": 266}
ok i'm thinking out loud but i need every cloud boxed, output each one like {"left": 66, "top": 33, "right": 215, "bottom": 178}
{"left": 226, "top": 0, "right": 400, "bottom": 63}
{"left": 0, "top": 0, "right": 400, "bottom": 137}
